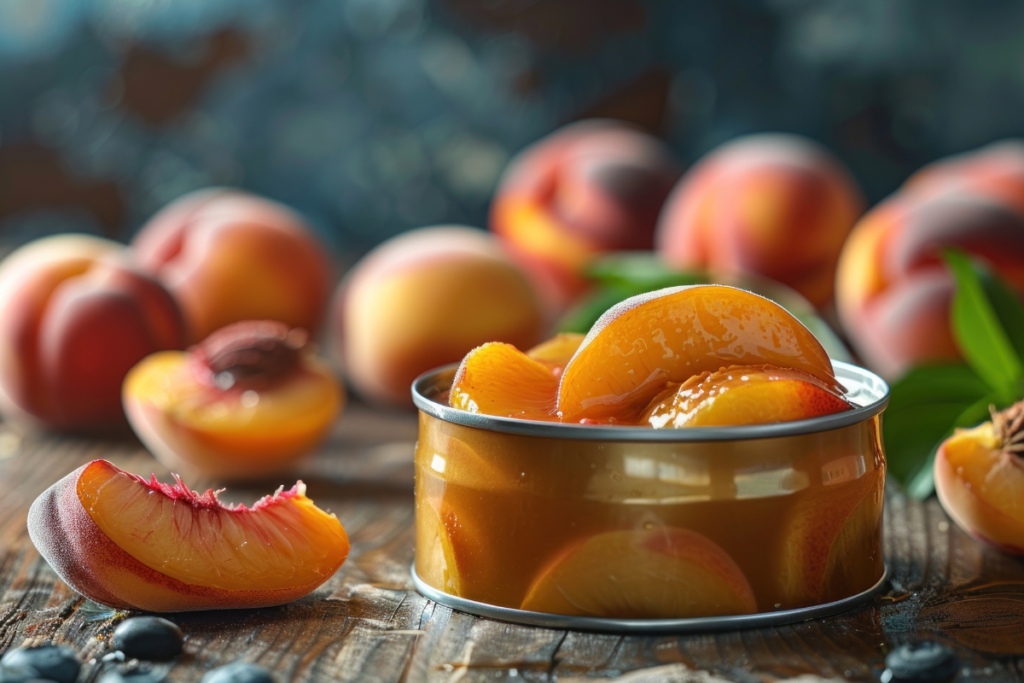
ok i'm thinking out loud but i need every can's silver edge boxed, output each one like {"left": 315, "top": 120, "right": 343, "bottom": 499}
{"left": 411, "top": 360, "right": 889, "bottom": 442}
{"left": 410, "top": 565, "right": 889, "bottom": 634}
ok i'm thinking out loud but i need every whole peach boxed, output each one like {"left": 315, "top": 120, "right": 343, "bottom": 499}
{"left": 334, "top": 226, "right": 545, "bottom": 407}
{"left": 904, "top": 140, "right": 1024, "bottom": 214}
{"left": 656, "top": 134, "right": 865, "bottom": 308}
{"left": 836, "top": 193, "right": 1024, "bottom": 379}
{"left": 0, "top": 234, "right": 185, "bottom": 431}
{"left": 491, "top": 120, "right": 680, "bottom": 312}
{"left": 133, "top": 189, "right": 333, "bottom": 343}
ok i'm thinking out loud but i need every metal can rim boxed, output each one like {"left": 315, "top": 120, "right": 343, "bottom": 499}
{"left": 411, "top": 359, "right": 888, "bottom": 442}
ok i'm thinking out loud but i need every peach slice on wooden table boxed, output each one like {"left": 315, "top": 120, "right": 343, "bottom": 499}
{"left": 776, "top": 466, "right": 884, "bottom": 607}
{"left": 935, "top": 402, "right": 1024, "bottom": 554}
{"left": 520, "top": 528, "right": 757, "bottom": 618}
{"left": 557, "top": 285, "right": 841, "bottom": 422}
{"left": 643, "top": 365, "right": 850, "bottom": 428}
{"left": 124, "top": 320, "right": 343, "bottom": 480}
{"left": 449, "top": 342, "right": 560, "bottom": 421}
{"left": 28, "top": 459, "right": 349, "bottom": 612}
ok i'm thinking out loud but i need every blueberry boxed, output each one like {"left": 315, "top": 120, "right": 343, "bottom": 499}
{"left": 0, "top": 645, "right": 80, "bottom": 683}
{"left": 201, "top": 662, "right": 275, "bottom": 683}
{"left": 112, "top": 617, "right": 183, "bottom": 661}
{"left": 882, "top": 642, "right": 960, "bottom": 683}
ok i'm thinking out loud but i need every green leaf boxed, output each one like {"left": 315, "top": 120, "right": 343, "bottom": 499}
{"left": 904, "top": 394, "right": 1000, "bottom": 500}
{"left": 977, "top": 267, "right": 1024, "bottom": 361}
{"left": 944, "top": 249, "right": 1024, "bottom": 393}
{"left": 585, "top": 252, "right": 703, "bottom": 290}
{"left": 882, "top": 364, "right": 989, "bottom": 486}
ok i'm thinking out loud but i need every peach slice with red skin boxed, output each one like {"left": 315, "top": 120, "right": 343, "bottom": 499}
{"left": 643, "top": 365, "right": 850, "bottom": 428}
{"left": 557, "top": 285, "right": 841, "bottom": 422}
{"left": 124, "top": 321, "right": 344, "bottom": 479}
{"left": 449, "top": 342, "right": 559, "bottom": 421}
{"left": 935, "top": 402, "right": 1024, "bottom": 554}
{"left": 28, "top": 459, "right": 349, "bottom": 612}
{"left": 520, "top": 528, "right": 757, "bottom": 618}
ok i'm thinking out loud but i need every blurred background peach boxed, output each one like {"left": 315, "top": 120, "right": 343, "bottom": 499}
{"left": 1, "top": 0, "right": 1023, "bottom": 414}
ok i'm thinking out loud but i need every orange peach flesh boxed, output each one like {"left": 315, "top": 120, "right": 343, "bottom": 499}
{"left": 449, "top": 342, "right": 559, "bottom": 421}
{"left": 777, "top": 467, "right": 883, "bottom": 605}
{"left": 520, "top": 528, "right": 757, "bottom": 618}
{"left": 28, "top": 460, "right": 349, "bottom": 612}
{"left": 525, "top": 332, "right": 585, "bottom": 369}
{"left": 643, "top": 365, "right": 850, "bottom": 428}
{"left": 935, "top": 420, "right": 1024, "bottom": 554}
{"left": 124, "top": 350, "right": 342, "bottom": 479}
{"left": 557, "top": 285, "right": 840, "bottom": 422}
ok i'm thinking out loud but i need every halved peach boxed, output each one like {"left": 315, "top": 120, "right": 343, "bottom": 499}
{"left": 777, "top": 467, "right": 883, "bottom": 606}
{"left": 28, "top": 459, "right": 349, "bottom": 612}
{"left": 449, "top": 342, "right": 559, "bottom": 421}
{"left": 526, "top": 332, "right": 586, "bottom": 369}
{"left": 520, "top": 528, "right": 757, "bottom": 618}
{"left": 124, "top": 321, "right": 343, "bottom": 479}
{"left": 557, "top": 285, "right": 840, "bottom": 422}
{"left": 935, "top": 402, "right": 1024, "bottom": 554}
{"left": 643, "top": 365, "right": 850, "bottom": 428}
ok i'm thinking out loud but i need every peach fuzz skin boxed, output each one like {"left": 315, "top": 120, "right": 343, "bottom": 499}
{"left": 491, "top": 120, "right": 680, "bottom": 312}
{"left": 0, "top": 234, "right": 185, "bottom": 431}
{"left": 557, "top": 285, "right": 841, "bottom": 423}
{"left": 656, "top": 134, "right": 864, "bottom": 308}
{"left": 133, "top": 189, "right": 333, "bottom": 343}
{"left": 28, "top": 460, "right": 350, "bottom": 612}
{"left": 903, "top": 139, "right": 1024, "bottom": 215}
{"left": 935, "top": 409, "right": 1024, "bottom": 555}
{"left": 334, "top": 226, "right": 545, "bottom": 408}
{"left": 836, "top": 193, "right": 1024, "bottom": 379}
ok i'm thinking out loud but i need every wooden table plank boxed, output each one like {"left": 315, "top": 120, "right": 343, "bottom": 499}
{"left": 1, "top": 405, "right": 1023, "bottom": 682}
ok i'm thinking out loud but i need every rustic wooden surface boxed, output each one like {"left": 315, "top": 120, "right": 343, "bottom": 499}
{"left": 1, "top": 404, "right": 1023, "bottom": 682}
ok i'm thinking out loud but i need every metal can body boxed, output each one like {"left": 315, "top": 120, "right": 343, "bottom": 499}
{"left": 412, "top": 361, "right": 888, "bottom": 631}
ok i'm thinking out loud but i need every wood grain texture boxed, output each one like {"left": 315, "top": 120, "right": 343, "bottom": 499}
{"left": 0, "top": 404, "right": 1022, "bottom": 682}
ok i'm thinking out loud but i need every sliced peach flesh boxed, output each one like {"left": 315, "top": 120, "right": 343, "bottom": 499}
{"left": 643, "top": 365, "right": 850, "bottom": 428}
{"left": 526, "top": 332, "right": 586, "bottom": 369}
{"left": 124, "top": 350, "right": 341, "bottom": 474}
{"left": 78, "top": 460, "right": 348, "bottom": 591}
{"left": 935, "top": 417, "right": 1024, "bottom": 553}
{"left": 557, "top": 285, "right": 840, "bottom": 421}
{"left": 777, "top": 467, "right": 883, "bottom": 606}
{"left": 520, "top": 528, "right": 757, "bottom": 618}
{"left": 449, "top": 342, "right": 559, "bottom": 421}
{"left": 415, "top": 497, "right": 484, "bottom": 597}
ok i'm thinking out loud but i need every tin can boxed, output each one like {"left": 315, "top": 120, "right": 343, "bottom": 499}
{"left": 411, "top": 360, "right": 888, "bottom": 633}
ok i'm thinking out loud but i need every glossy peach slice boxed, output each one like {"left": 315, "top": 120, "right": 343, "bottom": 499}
{"left": 449, "top": 342, "right": 559, "bottom": 420}
{"left": 520, "top": 528, "right": 757, "bottom": 618}
{"left": 777, "top": 467, "right": 883, "bottom": 606}
{"left": 123, "top": 322, "right": 343, "bottom": 479}
{"left": 415, "top": 497, "right": 482, "bottom": 597}
{"left": 643, "top": 365, "right": 850, "bottom": 428}
{"left": 557, "top": 285, "right": 840, "bottom": 422}
{"left": 526, "top": 332, "right": 586, "bottom": 369}
{"left": 935, "top": 403, "right": 1024, "bottom": 553}
{"left": 28, "top": 460, "right": 350, "bottom": 612}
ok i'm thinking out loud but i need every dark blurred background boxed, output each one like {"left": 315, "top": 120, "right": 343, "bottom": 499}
{"left": 2, "top": 0, "right": 1022, "bottom": 263}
